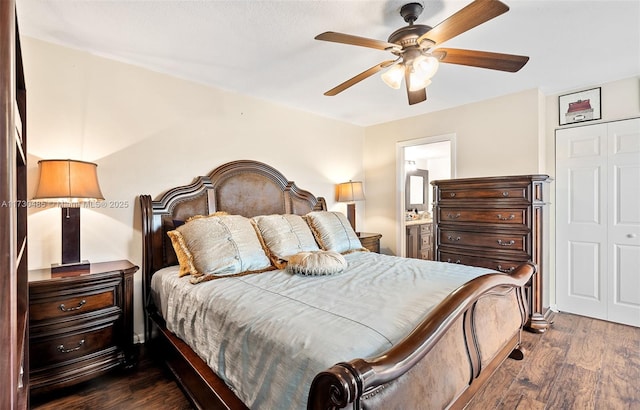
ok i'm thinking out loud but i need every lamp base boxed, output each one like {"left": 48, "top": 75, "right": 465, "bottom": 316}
{"left": 51, "top": 260, "right": 91, "bottom": 276}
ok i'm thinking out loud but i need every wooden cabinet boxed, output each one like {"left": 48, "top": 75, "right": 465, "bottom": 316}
{"left": 357, "top": 232, "right": 382, "bottom": 253}
{"left": 406, "top": 221, "right": 433, "bottom": 260}
{"left": 1, "top": 2, "right": 29, "bottom": 407}
{"left": 432, "top": 175, "right": 551, "bottom": 333}
{"left": 28, "top": 261, "right": 138, "bottom": 394}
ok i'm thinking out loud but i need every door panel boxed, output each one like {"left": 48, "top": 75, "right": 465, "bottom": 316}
{"left": 607, "top": 119, "right": 640, "bottom": 326}
{"left": 557, "top": 118, "right": 640, "bottom": 327}
{"left": 556, "top": 124, "right": 608, "bottom": 318}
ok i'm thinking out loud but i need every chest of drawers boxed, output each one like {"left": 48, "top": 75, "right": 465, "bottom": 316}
{"left": 432, "top": 175, "right": 550, "bottom": 332}
{"left": 28, "top": 260, "right": 138, "bottom": 394}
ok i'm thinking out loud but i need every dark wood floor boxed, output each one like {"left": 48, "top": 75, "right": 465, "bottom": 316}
{"left": 31, "top": 312, "right": 639, "bottom": 410}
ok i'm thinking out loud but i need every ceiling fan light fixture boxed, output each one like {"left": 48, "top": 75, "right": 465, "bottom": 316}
{"left": 413, "top": 54, "right": 439, "bottom": 81}
{"left": 381, "top": 63, "right": 405, "bottom": 89}
{"left": 408, "top": 74, "right": 431, "bottom": 92}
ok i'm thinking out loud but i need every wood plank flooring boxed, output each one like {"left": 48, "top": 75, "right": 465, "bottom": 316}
{"left": 467, "top": 312, "right": 640, "bottom": 410}
{"left": 31, "top": 313, "right": 639, "bottom": 410}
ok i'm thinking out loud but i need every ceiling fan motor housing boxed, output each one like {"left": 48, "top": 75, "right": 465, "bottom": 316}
{"left": 400, "top": 2, "right": 424, "bottom": 24}
{"left": 388, "top": 24, "right": 433, "bottom": 50}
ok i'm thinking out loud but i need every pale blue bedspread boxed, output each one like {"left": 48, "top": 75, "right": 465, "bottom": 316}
{"left": 151, "top": 252, "right": 493, "bottom": 409}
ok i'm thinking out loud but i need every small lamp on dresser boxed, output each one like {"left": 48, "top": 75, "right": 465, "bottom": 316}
{"left": 336, "top": 180, "right": 365, "bottom": 232}
{"left": 32, "top": 159, "right": 104, "bottom": 274}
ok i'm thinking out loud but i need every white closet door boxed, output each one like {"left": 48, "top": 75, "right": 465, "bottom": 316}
{"left": 556, "top": 118, "right": 640, "bottom": 327}
{"left": 607, "top": 119, "right": 640, "bottom": 326}
{"left": 556, "top": 123, "right": 608, "bottom": 320}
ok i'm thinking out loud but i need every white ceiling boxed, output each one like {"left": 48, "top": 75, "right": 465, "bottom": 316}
{"left": 16, "top": 0, "right": 640, "bottom": 127}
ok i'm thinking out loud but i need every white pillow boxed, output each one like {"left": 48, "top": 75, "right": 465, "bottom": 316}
{"left": 304, "top": 211, "right": 366, "bottom": 254}
{"left": 286, "top": 250, "right": 347, "bottom": 276}
{"left": 167, "top": 214, "right": 272, "bottom": 283}
{"left": 252, "top": 214, "right": 320, "bottom": 269}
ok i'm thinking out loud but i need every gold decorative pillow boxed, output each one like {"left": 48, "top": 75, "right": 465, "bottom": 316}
{"left": 286, "top": 250, "right": 347, "bottom": 276}
{"left": 251, "top": 214, "right": 320, "bottom": 269}
{"left": 167, "top": 214, "right": 273, "bottom": 283}
{"left": 304, "top": 211, "right": 366, "bottom": 254}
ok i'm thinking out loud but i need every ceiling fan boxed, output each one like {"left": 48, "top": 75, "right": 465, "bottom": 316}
{"left": 315, "top": 0, "right": 529, "bottom": 105}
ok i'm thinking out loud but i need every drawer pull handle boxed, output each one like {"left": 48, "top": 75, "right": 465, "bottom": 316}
{"left": 497, "top": 240, "right": 515, "bottom": 246}
{"left": 446, "top": 258, "right": 462, "bottom": 264}
{"left": 497, "top": 214, "right": 515, "bottom": 221}
{"left": 57, "top": 339, "right": 85, "bottom": 354}
{"left": 448, "top": 192, "right": 456, "bottom": 197}
{"left": 59, "top": 299, "right": 86, "bottom": 312}
{"left": 446, "top": 213, "right": 461, "bottom": 219}
{"left": 502, "top": 191, "right": 509, "bottom": 197}
{"left": 447, "top": 235, "right": 461, "bottom": 242}
{"left": 497, "top": 265, "right": 515, "bottom": 273}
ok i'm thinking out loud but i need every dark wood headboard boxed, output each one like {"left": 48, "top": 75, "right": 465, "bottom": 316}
{"left": 139, "top": 160, "right": 326, "bottom": 335}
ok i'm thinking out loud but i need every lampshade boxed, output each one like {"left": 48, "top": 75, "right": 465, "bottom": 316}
{"left": 413, "top": 55, "right": 439, "bottom": 81}
{"left": 381, "top": 63, "right": 404, "bottom": 90}
{"left": 33, "top": 159, "right": 104, "bottom": 204}
{"left": 337, "top": 181, "right": 365, "bottom": 203}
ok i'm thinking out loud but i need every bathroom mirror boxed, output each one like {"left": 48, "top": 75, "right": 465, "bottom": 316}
{"left": 405, "top": 169, "right": 429, "bottom": 211}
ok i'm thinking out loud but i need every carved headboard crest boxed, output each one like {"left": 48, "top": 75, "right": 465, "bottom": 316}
{"left": 140, "top": 160, "right": 327, "bottom": 325}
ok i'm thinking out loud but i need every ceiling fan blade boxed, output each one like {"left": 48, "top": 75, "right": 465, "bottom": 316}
{"left": 417, "top": 0, "right": 509, "bottom": 46}
{"left": 324, "top": 60, "right": 396, "bottom": 96}
{"left": 404, "top": 64, "right": 427, "bottom": 105}
{"left": 434, "top": 48, "right": 529, "bottom": 72}
{"left": 315, "top": 31, "right": 401, "bottom": 52}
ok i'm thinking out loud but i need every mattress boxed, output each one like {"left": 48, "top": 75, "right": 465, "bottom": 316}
{"left": 151, "top": 251, "right": 493, "bottom": 409}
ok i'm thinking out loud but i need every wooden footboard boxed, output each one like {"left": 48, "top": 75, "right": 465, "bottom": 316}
{"left": 308, "top": 263, "right": 534, "bottom": 410}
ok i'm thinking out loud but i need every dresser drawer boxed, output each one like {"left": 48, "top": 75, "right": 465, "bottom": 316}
{"left": 438, "top": 250, "right": 523, "bottom": 273}
{"left": 439, "top": 229, "right": 528, "bottom": 253}
{"left": 30, "top": 289, "right": 116, "bottom": 322}
{"left": 437, "top": 187, "right": 528, "bottom": 202}
{"left": 30, "top": 321, "right": 118, "bottom": 368}
{"left": 438, "top": 208, "right": 528, "bottom": 226}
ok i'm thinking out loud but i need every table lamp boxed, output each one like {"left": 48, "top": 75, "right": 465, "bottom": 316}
{"left": 336, "top": 180, "right": 365, "bottom": 232}
{"left": 33, "top": 159, "right": 104, "bottom": 273}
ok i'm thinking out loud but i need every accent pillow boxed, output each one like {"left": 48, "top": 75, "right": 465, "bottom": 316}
{"left": 167, "top": 214, "right": 272, "bottom": 283}
{"left": 251, "top": 214, "right": 320, "bottom": 269}
{"left": 286, "top": 250, "right": 347, "bottom": 276}
{"left": 304, "top": 211, "right": 366, "bottom": 254}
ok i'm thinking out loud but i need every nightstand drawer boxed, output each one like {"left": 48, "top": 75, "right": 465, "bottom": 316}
{"left": 30, "top": 290, "right": 116, "bottom": 322}
{"left": 30, "top": 322, "right": 117, "bottom": 368}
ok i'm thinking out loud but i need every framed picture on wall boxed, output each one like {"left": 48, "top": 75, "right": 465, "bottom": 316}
{"left": 558, "top": 87, "right": 601, "bottom": 126}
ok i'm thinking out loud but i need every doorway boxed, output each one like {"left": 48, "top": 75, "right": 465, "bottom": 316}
{"left": 396, "top": 134, "right": 456, "bottom": 257}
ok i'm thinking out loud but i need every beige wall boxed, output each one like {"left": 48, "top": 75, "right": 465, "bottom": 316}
{"left": 23, "top": 38, "right": 365, "bottom": 341}
{"left": 364, "top": 88, "right": 544, "bottom": 255}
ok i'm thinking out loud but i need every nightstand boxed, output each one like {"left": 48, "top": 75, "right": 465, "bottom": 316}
{"left": 28, "top": 260, "right": 138, "bottom": 394}
{"left": 357, "top": 232, "right": 382, "bottom": 253}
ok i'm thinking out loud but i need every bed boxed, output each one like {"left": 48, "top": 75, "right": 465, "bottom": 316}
{"left": 139, "top": 160, "right": 534, "bottom": 410}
